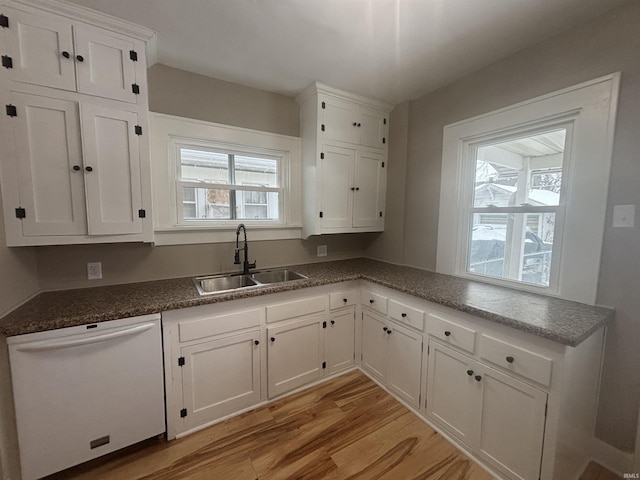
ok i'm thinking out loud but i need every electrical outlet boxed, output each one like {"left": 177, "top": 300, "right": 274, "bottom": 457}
{"left": 317, "top": 245, "right": 328, "bottom": 257}
{"left": 87, "top": 262, "right": 102, "bottom": 280}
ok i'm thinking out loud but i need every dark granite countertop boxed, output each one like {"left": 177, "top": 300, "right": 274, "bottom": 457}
{"left": 0, "top": 258, "right": 613, "bottom": 346}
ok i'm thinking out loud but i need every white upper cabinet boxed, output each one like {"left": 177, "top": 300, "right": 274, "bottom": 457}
{"left": 1, "top": 5, "right": 141, "bottom": 103}
{"left": 297, "top": 82, "right": 392, "bottom": 237}
{"left": 0, "top": 0, "right": 155, "bottom": 245}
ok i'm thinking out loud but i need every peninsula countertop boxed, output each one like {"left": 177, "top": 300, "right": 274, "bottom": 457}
{"left": 0, "top": 257, "right": 613, "bottom": 346}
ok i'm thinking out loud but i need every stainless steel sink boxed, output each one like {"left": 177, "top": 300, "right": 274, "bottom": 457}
{"left": 194, "top": 269, "right": 307, "bottom": 295}
{"left": 194, "top": 273, "right": 257, "bottom": 295}
{"left": 251, "top": 269, "right": 307, "bottom": 284}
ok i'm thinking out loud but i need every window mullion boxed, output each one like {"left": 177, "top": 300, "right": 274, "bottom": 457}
{"left": 229, "top": 154, "right": 237, "bottom": 220}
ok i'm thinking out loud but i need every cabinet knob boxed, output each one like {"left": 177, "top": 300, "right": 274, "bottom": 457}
{"left": 401, "top": 313, "right": 407, "bottom": 318}
{"left": 352, "top": 122, "right": 357, "bottom": 127}
{"left": 351, "top": 187, "right": 355, "bottom": 191}
{"left": 475, "top": 375, "right": 482, "bottom": 382}
{"left": 72, "top": 165, "right": 81, "bottom": 171}
{"left": 343, "top": 298, "right": 348, "bottom": 303}
{"left": 506, "top": 356, "right": 514, "bottom": 364}
{"left": 270, "top": 336, "right": 275, "bottom": 342}
{"left": 76, "top": 54, "right": 84, "bottom": 62}
{"left": 444, "top": 330, "right": 451, "bottom": 337}
{"left": 61, "top": 51, "right": 70, "bottom": 59}
{"left": 382, "top": 326, "right": 388, "bottom": 332}
{"left": 85, "top": 166, "right": 93, "bottom": 172}
{"left": 330, "top": 320, "right": 335, "bottom": 325}
{"left": 355, "top": 187, "right": 360, "bottom": 191}
{"left": 387, "top": 329, "right": 392, "bottom": 335}
{"left": 466, "top": 369, "right": 474, "bottom": 376}
{"left": 254, "top": 340, "right": 260, "bottom": 346}
{"left": 369, "top": 299, "right": 374, "bottom": 304}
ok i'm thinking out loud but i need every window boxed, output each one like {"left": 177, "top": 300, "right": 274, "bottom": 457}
{"left": 437, "top": 74, "right": 620, "bottom": 304}
{"left": 177, "top": 146, "right": 281, "bottom": 222}
{"left": 149, "top": 113, "right": 302, "bottom": 245}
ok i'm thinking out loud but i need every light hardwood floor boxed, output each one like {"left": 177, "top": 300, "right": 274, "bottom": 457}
{"left": 48, "top": 370, "right": 618, "bottom": 480}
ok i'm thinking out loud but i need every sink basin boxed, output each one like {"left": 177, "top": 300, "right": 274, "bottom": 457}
{"left": 193, "top": 269, "right": 307, "bottom": 295}
{"left": 251, "top": 269, "right": 307, "bottom": 284}
{"left": 194, "top": 273, "right": 257, "bottom": 295}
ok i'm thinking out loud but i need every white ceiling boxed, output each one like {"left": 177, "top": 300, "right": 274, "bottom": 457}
{"left": 65, "top": 0, "right": 627, "bottom": 105}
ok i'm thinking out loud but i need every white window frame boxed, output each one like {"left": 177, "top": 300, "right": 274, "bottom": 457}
{"left": 150, "top": 113, "right": 302, "bottom": 245}
{"left": 437, "top": 74, "right": 620, "bottom": 305}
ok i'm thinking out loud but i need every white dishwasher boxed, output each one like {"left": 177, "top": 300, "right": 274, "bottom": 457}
{"left": 8, "top": 314, "right": 165, "bottom": 480}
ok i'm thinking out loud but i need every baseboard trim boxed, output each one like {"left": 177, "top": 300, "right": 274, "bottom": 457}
{"left": 589, "top": 436, "right": 634, "bottom": 476}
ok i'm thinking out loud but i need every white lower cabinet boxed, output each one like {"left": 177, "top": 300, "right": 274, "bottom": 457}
{"left": 180, "top": 330, "right": 261, "bottom": 432}
{"left": 361, "top": 309, "right": 423, "bottom": 408}
{"left": 326, "top": 307, "right": 356, "bottom": 374}
{"left": 427, "top": 340, "right": 547, "bottom": 480}
{"left": 267, "top": 315, "right": 324, "bottom": 398}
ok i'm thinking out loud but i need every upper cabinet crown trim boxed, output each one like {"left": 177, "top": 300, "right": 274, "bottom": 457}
{"left": 296, "top": 82, "right": 393, "bottom": 112}
{"left": 7, "top": 0, "right": 158, "bottom": 64}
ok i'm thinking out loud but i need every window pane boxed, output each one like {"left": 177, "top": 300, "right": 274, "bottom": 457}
{"left": 467, "top": 213, "right": 554, "bottom": 286}
{"left": 234, "top": 155, "right": 278, "bottom": 187}
{"left": 182, "top": 187, "right": 231, "bottom": 220}
{"left": 235, "top": 190, "right": 279, "bottom": 220}
{"left": 180, "top": 148, "right": 229, "bottom": 183}
{"left": 473, "top": 129, "right": 566, "bottom": 208}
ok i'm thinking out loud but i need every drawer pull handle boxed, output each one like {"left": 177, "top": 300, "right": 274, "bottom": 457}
{"left": 444, "top": 330, "right": 451, "bottom": 337}
{"left": 254, "top": 340, "right": 260, "bottom": 346}
{"left": 475, "top": 375, "right": 482, "bottom": 382}
{"left": 466, "top": 370, "right": 474, "bottom": 376}
{"left": 369, "top": 299, "right": 374, "bottom": 304}
{"left": 270, "top": 337, "right": 275, "bottom": 342}
{"left": 506, "top": 356, "right": 514, "bottom": 363}
{"left": 401, "top": 313, "right": 407, "bottom": 318}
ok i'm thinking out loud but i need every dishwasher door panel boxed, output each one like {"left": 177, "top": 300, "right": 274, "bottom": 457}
{"left": 8, "top": 314, "right": 165, "bottom": 480}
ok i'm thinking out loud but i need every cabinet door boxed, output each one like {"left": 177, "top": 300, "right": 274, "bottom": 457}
{"left": 181, "top": 331, "right": 261, "bottom": 431}
{"left": 80, "top": 103, "right": 143, "bottom": 235}
{"left": 426, "top": 341, "right": 479, "bottom": 447}
{"left": 475, "top": 364, "right": 547, "bottom": 480}
{"left": 268, "top": 316, "right": 323, "bottom": 397}
{"left": 326, "top": 308, "right": 355, "bottom": 374}
{"left": 353, "top": 150, "right": 386, "bottom": 228}
{"left": 10, "top": 92, "right": 87, "bottom": 236}
{"left": 387, "top": 322, "right": 423, "bottom": 408}
{"left": 320, "top": 95, "right": 358, "bottom": 144}
{"left": 2, "top": 6, "right": 76, "bottom": 91}
{"left": 319, "top": 144, "right": 355, "bottom": 229}
{"left": 359, "top": 106, "right": 387, "bottom": 149}
{"left": 74, "top": 25, "right": 138, "bottom": 103}
{"left": 361, "top": 310, "right": 388, "bottom": 381}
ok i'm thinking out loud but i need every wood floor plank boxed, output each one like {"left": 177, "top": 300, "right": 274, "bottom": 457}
{"left": 51, "top": 370, "right": 511, "bottom": 480}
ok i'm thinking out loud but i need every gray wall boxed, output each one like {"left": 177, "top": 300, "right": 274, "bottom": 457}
{"left": 367, "top": 0, "right": 640, "bottom": 452}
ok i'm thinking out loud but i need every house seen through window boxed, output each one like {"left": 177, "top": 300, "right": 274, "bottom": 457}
{"left": 468, "top": 128, "right": 566, "bottom": 287}
{"left": 178, "top": 147, "right": 281, "bottom": 222}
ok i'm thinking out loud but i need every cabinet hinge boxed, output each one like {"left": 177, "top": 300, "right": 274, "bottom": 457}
{"left": 135, "top": 125, "right": 142, "bottom": 135}
{"left": 2, "top": 55, "right": 12, "bottom": 69}
{"left": 427, "top": 345, "right": 430, "bottom": 356}
{"left": 383, "top": 118, "right": 387, "bottom": 125}
{"left": 319, "top": 211, "right": 323, "bottom": 218}
{"left": 421, "top": 342, "right": 424, "bottom": 352}
{"left": 321, "top": 101, "right": 325, "bottom": 109}
{"left": 178, "top": 356, "right": 185, "bottom": 367}
{"left": 379, "top": 211, "right": 383, "bottom": 217}
{"left": 321, "top": 124, "right": 325, "bottom": 132}
{"left": 381, "top": 162, "right": 385, "bottom": 168}
{"left": 419, "top": 393, "right": 421, "bottom": 405}
{"left": 322, "top": 361, "right": 326, "bottom": 369}
{"left": 0, "top": 14, "right": 8, "bottom": 28}
{"left": 180, "top": 408, "right": 187, "bottom": 418}
{"left": 138, "top": 209, "right": 146, "bottom": 218}
{"left": 129, "top": 50, "right": 138, "bottom": 61}
{"left": 322, "top": 321, "right": 327, "bottom": 329}
{"left": 382, "top": 137, "right": 386, "bottom": 144}
{"left": 5, "top": 104, "right": 17, "bottom": 117}
{"left": 360, "top": 353, "right": 363, "bottom": 361}
{"left": 320, "top": 152, "right": 324, "bottom": 160}
{"left": 15, "top": 207, "right": 25, "bottom": 219}
{"left": 132, "top": 83, "right": 140, "bottom": 95}
{"left": 544, "top": 403, "right": 548, "bottom": 418}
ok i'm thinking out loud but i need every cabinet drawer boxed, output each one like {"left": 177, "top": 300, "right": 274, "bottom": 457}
{"left": 266, "top": 295, "right": 327, "bottom": 323}
{"left": 428, "top": 313, "right": 476, "bottom": 354}
{"left": 330, "top": 290, "right": 359, "bottom": 310}
{"left": 480, "top": 334, "right": 553, "bottom": 387}
{"left": 388, "top": 300, "right": 424, "bottom": 331}
{"left": 179, "top": 308, "right": 262, "bottom": 342}
{"left": 362, "top": 290, "right": 388, "bottom": 315}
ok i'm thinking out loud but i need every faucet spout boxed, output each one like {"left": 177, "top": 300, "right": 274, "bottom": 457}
{"left": 234, "top": 223, "right": 256, "bottom": 274}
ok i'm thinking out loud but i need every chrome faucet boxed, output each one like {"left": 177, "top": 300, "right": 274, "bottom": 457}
{"left": 234, "top": 223, "right": 256, "bottom": 274}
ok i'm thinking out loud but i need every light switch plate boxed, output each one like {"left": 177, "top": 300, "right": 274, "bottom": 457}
{"left": 317, "top": 245, "right": 328, "bottom": 257}
{"left": 613, "top": 204, "right": 635, "bottom": 228}
{"left": 87, "top": 262, "right": 102, "bottom": 280}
